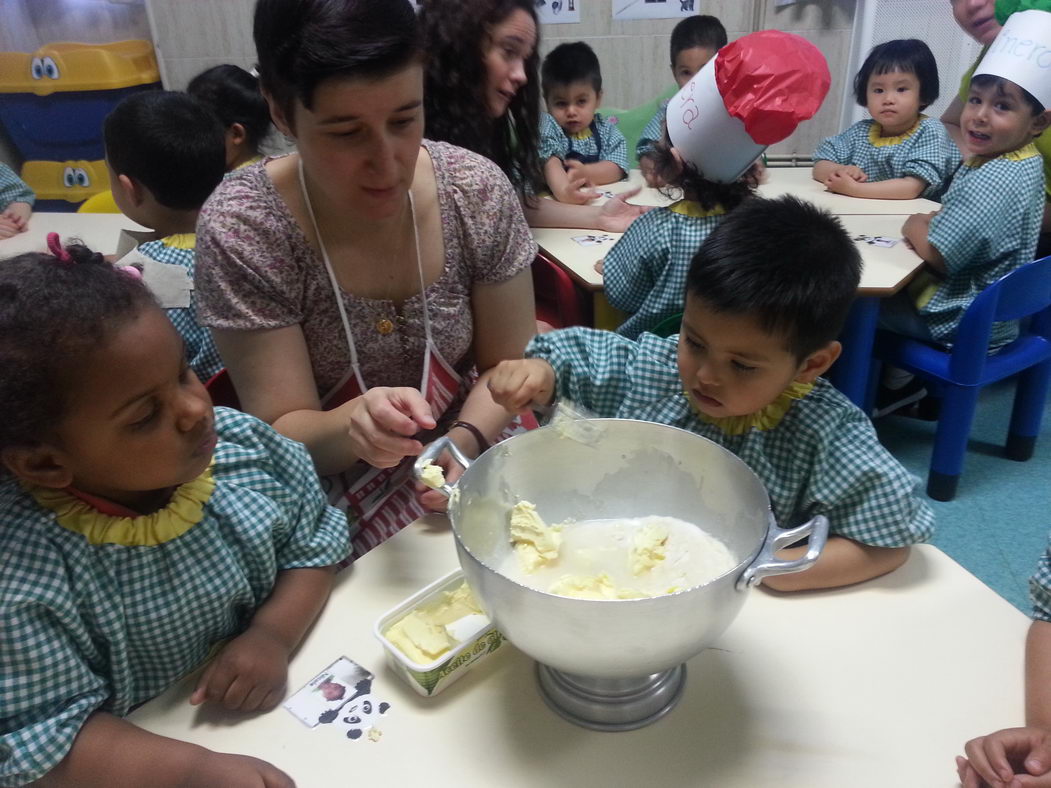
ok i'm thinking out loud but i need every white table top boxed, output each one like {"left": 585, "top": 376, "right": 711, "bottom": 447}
{"left": 534, "top": 213, "right": 924, "bottom": 295}
{"left": 132, "top": 521, "right": 1027, "bottom": 787}
{"left": 0, "top": 211, "right": 148, "bottom": 258}
{"left": 758, "top": 166, "right": 941, "bottom": 215}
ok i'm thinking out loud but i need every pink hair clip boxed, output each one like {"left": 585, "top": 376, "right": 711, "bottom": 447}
{"left": 46, "top": 232, "right": 72, "bottom": 263}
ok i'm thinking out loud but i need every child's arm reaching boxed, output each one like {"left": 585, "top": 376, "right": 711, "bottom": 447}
{"left": 902, "top": 211, "right": 946, "bottom": 272}
{"left": 545, "top": 157, "right": 599, "bottom": 204}
{"left": 191, "top": 565, "right": 336, "bottom": 711}
{"left": 825, "top": 173, "right": 926, "bottom": 200}
{"left": 566, "top": 158, "right": 623, "bottom": 188}
{"left": 488, "top": 358, "right": 556, "bottom": 413}
{"left": 761, "top": 539, "right": 909, "bottom": 592}
{"left": 35, "top": 712, "right": 293, "bottom": 788}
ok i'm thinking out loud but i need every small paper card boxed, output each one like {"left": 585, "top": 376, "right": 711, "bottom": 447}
{"left": 853, "top": 234, "right": 899, "bottom": 248}
{"left": 571, "top": 234, "right": 615, "bottom": 247}
{"left": 116, "top": 247, "right": 193, "bottom": 309}
{"left": 283, "top": 656, "right": 391, "bottom": 741}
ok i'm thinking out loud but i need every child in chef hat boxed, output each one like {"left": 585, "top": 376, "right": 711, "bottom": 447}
{"left": 874, "top": 7, "right": 1051, "bottom": 417}
{"left": 601, "top": 29, "right": 829, "bottom": 340}
{"left": 488, "top": 194, "right": 935, "bottom": 593}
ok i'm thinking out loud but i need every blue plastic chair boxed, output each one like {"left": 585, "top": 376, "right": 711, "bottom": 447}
{"left": 873, "top": 255, "right": 1051, "bottom": 501}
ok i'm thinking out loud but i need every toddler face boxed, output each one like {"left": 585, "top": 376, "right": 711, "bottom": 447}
{"left": 866, "top": 70, "right": 922, "bottom": 136}
{"left": 49, "top": 306, "right": 215, "bottom": 512}
{"left": 962, "top": 80, "right": 1049, "bottom": 159}
{"left": 676, "top": 296, "right": 810, "bottom": 420}
{"left": 546, "top": 80, "right": 601, "bottom": 136}
{"left": 672, "top": 46, "right": 716, "bottom": 89}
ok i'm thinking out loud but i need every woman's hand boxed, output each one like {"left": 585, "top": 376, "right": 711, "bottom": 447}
{"left": 416, "top": 437, "right": 471, "bottom": 512}
{"left": 957, "top": 727, "right": 1051, "bottom": 787}
{"left": 190, "top": 626, "right": 291, "bottom": 712}
{"left": 488, "top": 358, "right": 556, "bottom": 413}
{"left": 345, "top": 387, "right": 437, "bottom": 468}
{"left": 597, "top": 189, "right": 648, "bottom": 233}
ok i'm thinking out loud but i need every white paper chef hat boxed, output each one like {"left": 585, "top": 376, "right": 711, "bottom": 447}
{"left": 975, "top": 9, "right": 1051, "bottom": 109}
{"left": 666, "top": 30, "right": 831, "bottom": 183}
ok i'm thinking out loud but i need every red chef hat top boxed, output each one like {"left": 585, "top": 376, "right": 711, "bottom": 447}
{"left": 714, "top": 30, "right": 831, "bottom": 145}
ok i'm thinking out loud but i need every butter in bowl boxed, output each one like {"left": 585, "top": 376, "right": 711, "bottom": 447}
{"left": 374, "top": 569, "right": 504, "bottom": 696}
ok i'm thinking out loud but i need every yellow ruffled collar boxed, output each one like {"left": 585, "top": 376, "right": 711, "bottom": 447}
{"left": 28, "top": 467, "right": 215, "bottom": 546}
{"left": 690, "top": 381, "right": 814, "bottom": 436}
{"left": 868, "top": 115, "right": 925, "bottom": 147}
{"left": 159, "top": 233, "right": 196, "bottom": 250}
{"left": 667, "top": 200, "right": 726, "bottom": 219}
{"left": 965, "top": 142, "right": 1040, "bottom": 168}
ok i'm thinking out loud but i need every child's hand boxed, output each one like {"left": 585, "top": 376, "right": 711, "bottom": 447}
{"left": 190, "top": 626, "right": 292, "bottom": 711}
{"left": 823, "top": 170, "right": 863, "bottom": 196}
{"left": 594, "top": 258, "right": 604, "bottom": 275}
{"left": 957, "top": 727, "right": 1051, "bottom": 787}
{"left": 597, "top": 189, "right": 649, "bottom": 233}
{"left": 344, "top": 387, "right": 437, "bottom": 468}
{"left": 557, "top": 162, "right": 599, "bottom": 204}
{"left": 488, "top": 358, "right": 556, "bottom": 413}
{"left": 2, "top": 200, "right": 31, "bottom": 226}
{"left": 0, "top": 215, "right": 24, "bottom": 239}
{"left": 188, "top": 751, "right": 295, "bottom": 787}
{"left": 830, "top": 164, "right": 867, "bottom": 182}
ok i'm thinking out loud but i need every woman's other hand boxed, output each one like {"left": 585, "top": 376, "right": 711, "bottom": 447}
{"left": 346, "top": 387, "right": 437, "bottom": 468}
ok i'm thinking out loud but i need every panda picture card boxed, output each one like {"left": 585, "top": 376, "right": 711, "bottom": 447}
{"left": 283, "top": 656, "right": 390, "bottom": 734}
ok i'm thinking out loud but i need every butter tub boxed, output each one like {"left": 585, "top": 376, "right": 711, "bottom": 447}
{"left": 374, "top": 569, "right": 505, "bottom": 696}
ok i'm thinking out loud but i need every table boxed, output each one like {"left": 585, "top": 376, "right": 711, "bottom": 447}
{"left": 132, "top": 520, "right": 1027, "bottom": 787}
{"left": 0, "top": 211, "right": 148, "bottom": 258}
{"left": 758, "top": 166, "right": 941, "bottom": 215}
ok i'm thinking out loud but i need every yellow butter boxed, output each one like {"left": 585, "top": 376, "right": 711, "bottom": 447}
{"left": 631, "top": 521, "right": 669, "bottom": 575}
{"left": 510, "top": 500, "right": 562, "bottom": 572}
{"left": 418, "top": 459, "right": 446, "bottom": 490}
{"left": 384, "top": 582, "right": 486, "bottom": 664}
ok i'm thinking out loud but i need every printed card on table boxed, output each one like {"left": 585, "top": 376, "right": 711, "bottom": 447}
{"left": 572, "top": 234, "right": 615, "bottom": 247}
{"left": 283, "top": 656, "right": 392, "bottom": 741}
{"left": 852, "top": 234, "right": 900, "bottom": 248}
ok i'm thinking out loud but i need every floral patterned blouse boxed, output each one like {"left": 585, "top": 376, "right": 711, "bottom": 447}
{"left": 195, "top": 140, "right": 537, "bottom": 397}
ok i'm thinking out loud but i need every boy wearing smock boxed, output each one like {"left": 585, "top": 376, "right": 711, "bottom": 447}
{"left": 898, "top": 12, "right": 1050, "bottom": 351}
{"left": 0, "top": 162, "right": 33, "bottom": 239}
{"left": 538, "top": 42, "right": 628, "bottom": 205}
{"left": 813, "top": 39, "right": 959, "bottom": 201}
{"left": 490, "top": 196, "right": 934, "bottom": 592}
{"left": 104, "top": 90, "right": 226, "bottom": 382}
{"left": 636, "top": 14, "right": 727, "bottom": 185}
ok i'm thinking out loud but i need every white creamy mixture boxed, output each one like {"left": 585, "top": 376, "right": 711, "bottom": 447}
{"left": 501, "top": 512, "right": 737, "bottom": 599}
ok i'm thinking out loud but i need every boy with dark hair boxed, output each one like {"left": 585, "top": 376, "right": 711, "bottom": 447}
{"left": 489, "top": 196, "right": 935, "bottom": 592}
{"left": 104, "top": 90, "right": 227, "bottom": 382}
{"left": 637, "top": 14, "right": 728, "bottom": 180}
{"left": 538, "top": 41, "right": 628, "bottom": 204}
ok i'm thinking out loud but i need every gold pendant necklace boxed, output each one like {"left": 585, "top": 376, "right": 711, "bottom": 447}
{"left": 375, "top": 317, "right": 395, "bottom": 335}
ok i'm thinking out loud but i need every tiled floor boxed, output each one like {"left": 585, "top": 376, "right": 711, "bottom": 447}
{"left": 875, "top": 378, "right": 1051, "bottom": 613}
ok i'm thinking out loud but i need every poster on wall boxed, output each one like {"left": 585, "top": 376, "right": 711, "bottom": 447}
{"left": 536, "top": 0, "right": 581, "bottom": 24}
{"left": 612, "top": 0, "right": 697, "bottom": 21}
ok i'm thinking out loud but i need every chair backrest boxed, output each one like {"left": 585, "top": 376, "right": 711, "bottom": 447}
{"left": 600, "top": 85, "right": 678, "bottom": 168}
{"left": 951, "top": 254, "right": 1051, "bottom": 380}
{"left": 532, "top": 253, "right": 587, "bottom": 328}
{"left": 204, "top": 368, "right": 241, "bottom": 410}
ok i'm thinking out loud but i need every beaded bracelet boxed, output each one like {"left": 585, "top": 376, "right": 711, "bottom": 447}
{"left": 450, "top": 420, "right": 490, "bottom": 454}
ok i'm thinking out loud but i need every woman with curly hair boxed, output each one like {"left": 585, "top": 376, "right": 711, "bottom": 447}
{"left": 419, "top": 0, "right": 645, "bottom": 232}
{"left": 194, "top": 0, "right": 539, "bottom": 559}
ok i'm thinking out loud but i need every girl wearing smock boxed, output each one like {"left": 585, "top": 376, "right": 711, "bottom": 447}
{"left": 187, "top": 63, "right": 273, "bottom": 174}
{"left": 813, "top": 39, "right": 959, "bottom": 201}
{"left": 602, "top": 135, "right": 758, "bottom": 340}
{"left": 195, "top": 0, "right": 538, "bottom": 560}
{"left": 0, "top": 238, "right": 348, "bottom": 786}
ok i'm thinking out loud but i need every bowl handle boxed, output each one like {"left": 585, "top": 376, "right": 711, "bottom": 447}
{"left": 735, "top": 514, "right": 830, "bottom": 591}
{"left": 413, "top": 436, "right": 473, "bottom": 499}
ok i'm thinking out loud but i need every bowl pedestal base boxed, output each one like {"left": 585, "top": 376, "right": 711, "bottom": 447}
{"left": 535, "top": 663, "right": 686, "bottom": 731}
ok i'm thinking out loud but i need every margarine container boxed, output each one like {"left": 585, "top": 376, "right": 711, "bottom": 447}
{"left": 374, "top": 569, "right": 504, "bottom": 696}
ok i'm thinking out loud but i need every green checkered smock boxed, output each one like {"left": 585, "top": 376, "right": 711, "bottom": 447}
{"left": 636, "top": 101, "right": 668, "bottom": 160}
{"left": 538, "top": 112, "right": 629, "bottom": 174}
{"left": 919, "top": 144, "right": 1045, "bottom": 348}
{"left": 139, "top": 235, "right": 224, "bottom": 382}
{"left": 813, "top": 117, "right": 960, "bottom": 200}
{"left": 0, "top": 163, "right": 34, "bottom": 209}
{"left": 527, "top": 328, "right": 935, "bottom": 545}
{"left": 1031, "top": 538, "right": 1051, "bottom": 622}
{"left": 604, "top": 201, "right": 725, "bottom": 339}
{"left": 0, "top": 408, "right": 350, "bottom": 785}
